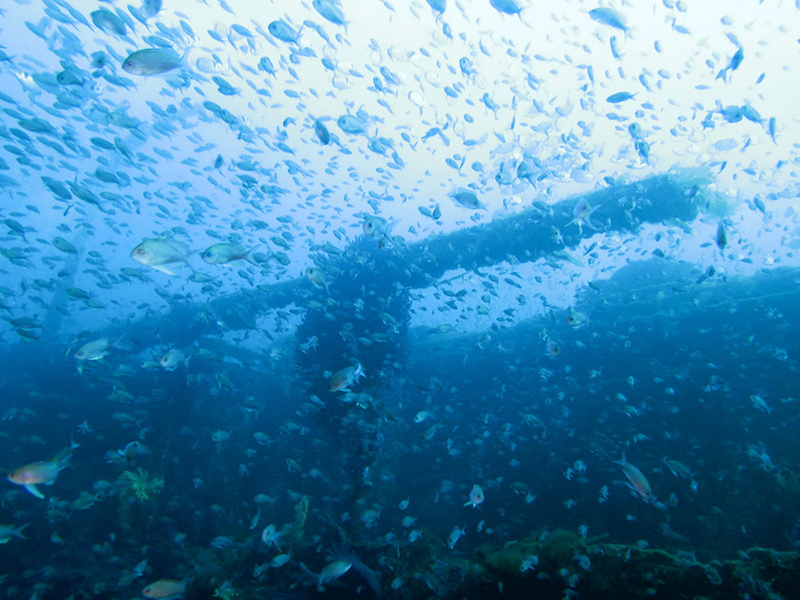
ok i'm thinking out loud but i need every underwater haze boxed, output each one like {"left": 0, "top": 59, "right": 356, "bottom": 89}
{"left": 1, "top": 0, "right": 800, "bottom": 599}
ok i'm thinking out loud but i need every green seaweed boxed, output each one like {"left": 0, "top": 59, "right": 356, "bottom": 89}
{"left": 120, "top": 468, "right": 164, "bottom": 501}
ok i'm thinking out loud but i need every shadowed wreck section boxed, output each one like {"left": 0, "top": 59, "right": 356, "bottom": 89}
{"left": 181, "top": 171, "right": 708, "bottom": 335}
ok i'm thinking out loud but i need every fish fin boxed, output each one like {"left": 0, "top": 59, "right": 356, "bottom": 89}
{"left": 152, "top": 264, "right": 178, "bottom": 276}
{"left": 112, "top": 333, "right": 129, "bottom": 350}
{"left": 24, "top": 484, "right": 44, "bottom": 499}
{"left": 245, "top": 244, "right": 262, "bottom": 266}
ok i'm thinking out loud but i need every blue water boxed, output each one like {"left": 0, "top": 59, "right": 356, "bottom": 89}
{"left": 1, "top": 0, "right": 799, "bottom": 598}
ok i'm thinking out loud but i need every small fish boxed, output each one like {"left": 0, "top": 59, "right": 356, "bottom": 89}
{"left": 414, "top": 411, "right": 430, "bottom": 424}
{"left": 142, "top": 579, "right": 186, "bottom": 599}
{"left": 7, "top": 442, "right": 76, "bottom": 499}
{"left": 0, "top": 523, "right": 29, "bottom": 543}
{"left": 606, "top": 92, "right": 636, "bottom": 103}
{"left": 305, "top": 267, "right": 330, "bottom": 292}
{"left": 261, "top": 524, "right": 284, "bottom": 549}
{"left": 569, "top": 199, "right": 599, "bottom": 232}
{"left": 90, "top": 8, "right": 127, "bottom": 35}
{"left": 716, "top": 47, "right": 744, "bottom": 82}
{"left": 447, "top": 525, "right": 465, "bottom": 549}
{"left": 450, "top": 189, "right": 485, "bottom": 210}
{"left": 740, "top": 104, "right": 762, "bottom": 124}
{"left": 314, "top": 120, "right": 330, "bottom": 145}
{"left": 74, "top": 337, "right": 113, "bottom": 361}
{"left": 160, "top": 349, "right": 189, "bottom": 371}
{"left": 270, "top": 553, "right": 291, "bottom": 568}
{"left": 142, "top": 0, "right": 162, "bottom": 17}
{"left": 545, "top": 340, "right": 561, "bottom": 356}
{"left": 316, "top": 560, "right": 352, "bottom": 591}
{"left": 463, "top": 484, "right": 485, "bottom": 508}
{"left": 663, "top": 457, "right": 694, "bottom": 479}
{"left": 565, "top": 310, "right": 588, "bottom": 328}
{"left": 201, "top": 243, "right": 259, "bottom": 266}
{"left": 362, "top": 216, "right": 396, "bottom": 247}
{"left": 489, "top": 0, "right": 522, "bottom": 15}
{"left": 337, "top": 114, "right": 367, "bottom": 134}
{"left": 715, "top": 221, "right": 728, "bottom": 251}
{"left": 131, "top": 238, "right": 193, "bottom": 276}
{"left": 122, "top": 49, "right": 183, "bottom": 76}
{"left": 312, "top": 0, "right": 346, "bottom": 26}
{"left": 614, "top": 452, "right": 655, "bottom": 503}
{"left": 74, "top": 334, "right": 125, "bottom": 361}
{"left": 588, "top": 7, "right": 628, "bottom": 33}
{"left": 268, "top": 20, "right": 300, "bottom": 43}
{"left": 328, "top": 364, "right": 365, "bottom": 392}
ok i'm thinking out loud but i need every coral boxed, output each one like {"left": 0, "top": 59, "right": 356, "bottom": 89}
{"left": 213, "top": 583, "right": 237, "bottom": 600}
{"left": 480, "top": 541, "right": 537, "bottom": 576}
{"left": 120, "top": 468, "right": 164, "bottom": 501}
{"left": 295, "top": 495, "right": 309, "bottom": 531}
{"left": 538, "top": 529, "right": 584, "bottom": 572}
{"left": 775, "top": 469, "right": 800, "bottom": 495}
{"left": 284, "top": 495, "right": 309, "bottom": 546}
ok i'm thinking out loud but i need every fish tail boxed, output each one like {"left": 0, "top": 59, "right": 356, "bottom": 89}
{"left": 245, "top": 244, "right": 262, "bottom": 266}
{"left": 54, "top": 437, "right": 79, "bottom": 467}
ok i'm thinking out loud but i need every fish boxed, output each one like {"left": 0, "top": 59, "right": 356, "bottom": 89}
{"left": 74, "top": 337, "right": 113, "bottom": 361}
{"left": 544, "top": 339, "right": 561, "bottom": 356}
{"left": 606, "top": 92, "right": 636, "bottom": 103}
{"left": 160, "top": 349, "right": 190, "bottom": 371}
{"left": 314, "top": 120, "right": 330, "bottom": 145}
{"left": 328, "top": 364, "right": 365, "bottom": 392}
{"left": 716, "top": 47, "right": 744, "bottom": 82}
{"left": 447, "top": 525, "right": 465, "bottom": 549}
{"left": 261, "top": 523, "right": 285, "bottom": 549}
{"left": 142, "top": 579, "right": 186, "bottom": 599}
{"left": 489, "top": 0, "right": 522, "bottom": 15}
{"left": 90, "top": 8, "right": 127, "bottom": 35}
{"left": 142, "top": 0, "right": 162, "bottom": 17}
{"left": 201, "top": 243, "right": 259, "bottom": 266}
{"left": 7, "top": 441, "right": 76, "bottom": 499}
{"left": 450, "top": 189, "right": 485, "bottom": 210}
{"left": 362, "top": 216, "right": 397, "bottom": 247}
{"left": 614, "top": 452, "right": 655, "bottom": 503}
{"left": 663, "top": 457, "right": 694, "bottom": 479}
{"left": 74, "top": 335, "right": 125, "bottom": 361}
{"left": 305, "top": 267, "right": 330, "bottom": 292}
{"left": 312, "top": 560, "right": 352, "bottom": 591}
{"left": 268, "top": 20, "right": 300, "bottom": 43}
{"left": 568, "top": 199, "right": 599, "bottom": 232}
{"left": 337, "top": 114, "right": 367, "bottom": 134}
{"left": 565, "top": 310, "right": 588, "bottom": 328}
{"left": 0, "top": 523, "right": 29, "bottom": 543}
{"left": 463, "top": 484, "right": 485, "bottom": 508}
{"left": 131, "top": 238, "right": 193, "bottom": 276}
{"left": 122, "top": 49, "right": 183, "bottom": 76}
{"left": 715, "top": 221, "right": 728, "bottom": 250}
{"left": 312, "top": 0, "right": 346, "bottom": 26}
{"left": 588, "top": 7, "right": 628, "bottom": 33}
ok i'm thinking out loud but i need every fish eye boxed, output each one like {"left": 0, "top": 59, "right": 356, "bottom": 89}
{"left": 136, "top": 248, "right": 144, "bottom": 255}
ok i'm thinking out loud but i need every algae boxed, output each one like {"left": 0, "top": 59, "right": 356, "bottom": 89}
{"left": 120, "top": 468, "right": 164, "bottom": 501}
